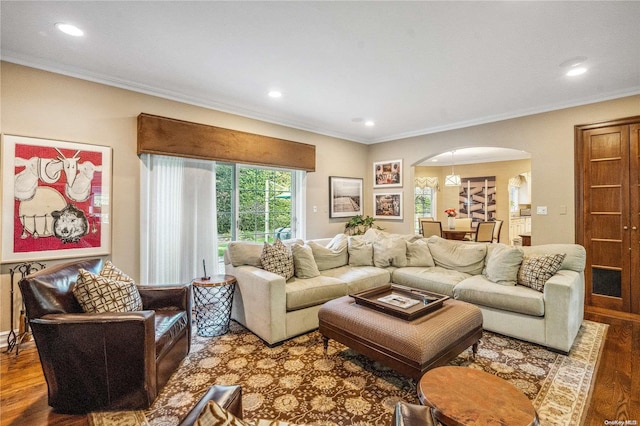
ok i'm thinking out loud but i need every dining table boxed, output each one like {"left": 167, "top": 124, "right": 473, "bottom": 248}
{"left": 441, "top": 226, "right": 476, "bottom": 241}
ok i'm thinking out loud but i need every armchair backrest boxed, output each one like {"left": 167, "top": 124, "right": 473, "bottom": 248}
{"left": 19, "top": 258, "right": 104, "bottom": 319}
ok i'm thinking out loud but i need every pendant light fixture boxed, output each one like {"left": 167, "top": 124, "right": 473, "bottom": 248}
{"left": 444, "top": 150, "right": 461, "bottom": 186}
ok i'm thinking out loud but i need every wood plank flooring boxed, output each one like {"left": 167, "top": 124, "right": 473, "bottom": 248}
{"left": 1, "top": 310, "right": 639, "bottom": 425}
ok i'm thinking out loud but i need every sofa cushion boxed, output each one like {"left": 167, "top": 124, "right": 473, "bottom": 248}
{"left": 291, "top": 243, "right": 320, "bottom": 278}
{"left": 73, "top": 269, "right": 143, "bottom": 313}
{"left": 518, "top": 253, "right": 566, "bottom": 292}
{"left": 406, "top": 239, "right": 435, "bottom": 267}
{"left": 285, "top": 276, "right": 347, "bottom": 311}
{"left": 391, "top": 266, "right": 470, "bottom": 297}
{"left": 483, "top": 243, "right": 524, "bottom": 286}
{"left": 427, "top": 236, "right": 487, "bottom": 275}
{"left": 261, "top": 239, "right": 294, "bottom": 280}
{"left": 309, "top": 234, "right": 348, "bottom": 270}
{"left": 373, "top": 236, "right": 408, "bottom": 268}
{"left": 348, "top": 236, "right": 374, "bottom": 266}
{"left": 454, "top": 275, "right": 545, "bottom": 317}
{"left": 321, "top": 265, "right": 391, "bottom": 294}
{"left": 155, "top": 310, "right": 189, "bottom": 359}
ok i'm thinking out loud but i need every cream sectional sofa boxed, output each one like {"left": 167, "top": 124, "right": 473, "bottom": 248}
{"left": 224, "top": 230, "right": 585, "bottom": 353}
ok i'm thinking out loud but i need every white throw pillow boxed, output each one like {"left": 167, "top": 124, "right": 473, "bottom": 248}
{"left": 483, "top": 243, "right": 524, "bottom": 286}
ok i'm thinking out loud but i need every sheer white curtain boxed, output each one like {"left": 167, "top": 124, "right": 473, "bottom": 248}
{"left": 140, "top": 154, "right": 218, "bottom": 284}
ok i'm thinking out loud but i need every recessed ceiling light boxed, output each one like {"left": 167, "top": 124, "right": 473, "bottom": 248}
{"left": 55, "top": 23, "right": 84, "bottom": 37}
{"left": 364, "top": 120, "right": 375, "bottom": 127}
{"left": 566, "top": 67, "right": 587, "bottom": 77}
{"left": 268, "top": 91, "right": 282, "bottom": 98}
{"left": 559, "top": 56, "right": 587, "bottom": 69}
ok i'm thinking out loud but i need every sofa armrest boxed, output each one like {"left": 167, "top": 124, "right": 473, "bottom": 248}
{"left": 29, "top": 311, "right": 157, "bottom": 412}
{"left": 138, "top": 283, "right": 192, "bottom": 311}
{"left": 178, "top": 385, "right": 243, "bottom": 426}
{"left": 226, "top": 264, "right": 288, "bottom": 345}
{"left": 543, "top": 270, "right": 584, "bottom": 353}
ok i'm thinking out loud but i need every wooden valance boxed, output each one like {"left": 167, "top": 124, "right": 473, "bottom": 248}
{"left": 137, "top": 113, "right": 316, "bottom": 172}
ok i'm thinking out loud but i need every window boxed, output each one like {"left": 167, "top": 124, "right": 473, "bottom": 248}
{"left": 216, "top": 164, "right": 301, "bottom": 266}
{"left": 141, "top": 155, "right": 303, "bottom": 283}
{"left": 414, "top": 185, "right": 436, "bottom": 233}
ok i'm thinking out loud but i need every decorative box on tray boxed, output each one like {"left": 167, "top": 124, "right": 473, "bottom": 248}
{"left": 350, "top": 284, "right": 449, "bottom": 320}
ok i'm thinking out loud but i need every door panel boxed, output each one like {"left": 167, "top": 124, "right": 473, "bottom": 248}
{"left": 583, "top": 126, "right": 630, "bottom": 311}
{"left": 631, "top": 124, "right": 640, "bottom": 313}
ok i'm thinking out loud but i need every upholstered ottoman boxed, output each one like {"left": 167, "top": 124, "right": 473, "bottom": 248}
{"left": 318, "top": 296, "right": 483, "bottom": 380}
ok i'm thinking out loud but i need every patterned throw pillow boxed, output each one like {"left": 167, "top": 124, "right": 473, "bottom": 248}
{"left": 101, "top": 260, "right": 136, "bottom": 283}
{"left": 260, "top": 239, "right": 294, "bottom": 280}
{"left": 73, "top": 268, "right": 143, "bottom": 313}
{"left": 517, "top": 253, "right": 566, "bottom": 292}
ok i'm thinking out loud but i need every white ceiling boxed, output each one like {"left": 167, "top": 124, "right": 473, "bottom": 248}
{"left": 2, "top": 1, "right": 640, "bottom": 145}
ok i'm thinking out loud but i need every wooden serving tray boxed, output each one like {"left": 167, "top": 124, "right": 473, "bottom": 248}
{"left": 350, "top": 284, "right": 449, "bottom": 321}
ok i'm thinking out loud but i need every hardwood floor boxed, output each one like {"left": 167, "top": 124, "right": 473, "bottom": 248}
{"left": 1, "top": 310, "right": 639, "bottom": 425}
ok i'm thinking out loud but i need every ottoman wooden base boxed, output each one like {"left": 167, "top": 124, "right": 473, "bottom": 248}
{"left": 318, "top": 296, "right": 483, "bottom": 381}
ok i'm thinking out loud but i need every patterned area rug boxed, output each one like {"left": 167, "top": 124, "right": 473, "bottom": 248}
{"left": 131, "top": 319, "right": 606, "bottom": 426}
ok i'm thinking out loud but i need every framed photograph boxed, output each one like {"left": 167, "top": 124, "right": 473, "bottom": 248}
{"left": 329, "top": 176, "right": 363, "bottom": 218}
{"left": 373, "top": 159, "right": 402, "bottom": 188}
{"left": 373, "top": 192, "right": 403, "bottom": 219}
{"left": 1, "top": 134, "right": 112, "bottom": 263}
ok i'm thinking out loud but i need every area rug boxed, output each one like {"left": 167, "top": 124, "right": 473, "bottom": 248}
{"left": 108, "top": 319, "right": 603, "bottom": 426}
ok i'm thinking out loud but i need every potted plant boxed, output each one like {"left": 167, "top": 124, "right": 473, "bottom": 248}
{"left": 344, "top": 215, "right": 382, "bottom": 235}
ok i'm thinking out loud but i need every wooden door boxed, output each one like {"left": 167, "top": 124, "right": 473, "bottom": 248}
{"left": 576, "top": 116, "right": 640, "bottom": 314}
{"left": 631, "top": 124, "right": 640, "bottom": 313}
{"left": 581, "top": 125, "right": 631, "bottom": 311}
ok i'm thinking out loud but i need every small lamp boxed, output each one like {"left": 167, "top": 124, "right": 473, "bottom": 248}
{"left": 445, "top": 151, "right": 461, "bottom": 186}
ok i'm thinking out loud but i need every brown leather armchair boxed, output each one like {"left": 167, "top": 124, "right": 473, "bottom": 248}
{"left": 19, "top": 257, "right": 192, "bottom": 414}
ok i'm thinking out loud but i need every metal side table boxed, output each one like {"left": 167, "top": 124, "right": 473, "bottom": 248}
{"left": 192, "top": 275, "right": 237, "bottom": 337}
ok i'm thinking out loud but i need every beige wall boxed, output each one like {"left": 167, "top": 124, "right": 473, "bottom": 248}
{"left": 369, "top": 95, "right": 640, "bottom": 239}
{"left": 0, "top": 62, "right": 367, "bottom": 333}
{"left": 1, "top": 61, "right": 639, "bottom": 335}
{"left": 415, "top": 159, "right": 531, "bottom": 244}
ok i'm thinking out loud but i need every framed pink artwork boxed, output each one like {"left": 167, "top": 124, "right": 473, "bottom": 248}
{"left": 1, "top": 135, "right": 112, "bottom": 263}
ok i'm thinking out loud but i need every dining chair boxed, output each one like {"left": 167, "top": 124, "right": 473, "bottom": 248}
{"left": 475, "top": 221, "right": 496, "bottom": 242}
{"left": 418, "top": 217, "right": 434, "bottom": 234}
{"left": 492, "top": 219, "right": 503, "bottom": 243}
{"left": 454, "top": 218, "right": 472, "bottom": 228}
{"left": 422, "top": 221, "right": 443, "bottom": 238}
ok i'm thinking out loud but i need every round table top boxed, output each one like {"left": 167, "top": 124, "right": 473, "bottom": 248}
{"left": 418, "top": 366, "right": 539, "bottom": 426}
{"left": 192, "top": 274, "right": 237, "bottom": 287}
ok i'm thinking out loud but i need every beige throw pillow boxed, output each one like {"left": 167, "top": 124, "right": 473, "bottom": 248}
{"left": 483, "top": 243, "right": 524, "bottom": 286}
{"left": 406, "top": 239, "right": 435, "bottom": 267}
{"left": 348, "top": 236, "right": 374, "bottom": 266}
{"left": 309, "top": 234, "right": 348, "bottom": 270}
{"left": 373, "top": 237, "right": 407, "bottom": 268}
{"left": 260, "top": 239, "right": 294, "bottom": 280}
{"left": 518, "top": 253, "right": 566, "bottom": 292}
{"left": 292, "top": 243, "right": 321, "bottom": 278}
{"left": 427, "top": 236, "right": 487, "bottom": 275}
